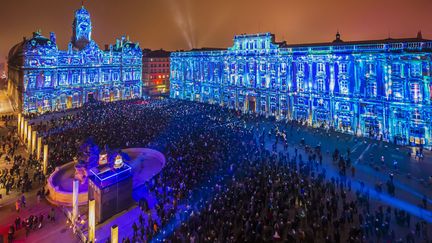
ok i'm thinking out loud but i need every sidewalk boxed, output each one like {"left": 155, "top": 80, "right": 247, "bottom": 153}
{"left": 0, "top": 116, "right": 78, "bottom": 242}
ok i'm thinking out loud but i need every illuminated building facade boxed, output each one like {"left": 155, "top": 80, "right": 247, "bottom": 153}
{"left": 7, "top": 6, "right": 142, "bottom": 114}
{"left": 170, "top": 32, "right": 432, "bottom": 147}
{"left": 142, "top": 49, "right": 171, "bottom": 97}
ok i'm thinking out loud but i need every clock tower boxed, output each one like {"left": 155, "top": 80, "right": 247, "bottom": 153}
{"left": 72, "top": 5, "right": 92, "bottom": 50}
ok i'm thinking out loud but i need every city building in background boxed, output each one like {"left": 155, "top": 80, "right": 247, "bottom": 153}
{"left": 142, "top": 49, "right": 170, "bottom": 97}
{"left": 7, "top": 6, "right": 142, "bottom": 114}
{"left": 170, "top": 32, "right": 432, "bottom": 147}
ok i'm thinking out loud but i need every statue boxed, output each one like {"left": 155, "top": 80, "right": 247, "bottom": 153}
{"left": 74, "top": 138, "right": 100, "bottom": 184}
{"left": 73, "top": 140, "right": 126, "bottom": 184}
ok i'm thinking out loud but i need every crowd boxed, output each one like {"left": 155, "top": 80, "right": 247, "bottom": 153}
{"left": 7, "top": 205, "right": 56, "bottom": 241}
{"left": 0, "top": 115, "right": 50, "bottom": 242}
{"left": 24, "top": 99, "right": 431, "bottom": 242}
{"left": 0, "top": 115, "right": 45, "bottom": 198}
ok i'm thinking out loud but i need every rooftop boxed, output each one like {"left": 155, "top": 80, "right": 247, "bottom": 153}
{"left": 180, "top": 31, "right": 431, "bottom": 53}
{"left": 143, "top": 49, "right": 171, "bottom": 58}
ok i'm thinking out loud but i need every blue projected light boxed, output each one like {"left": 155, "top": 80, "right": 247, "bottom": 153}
{"left": 170, "top": 32, "right": 432, "bottom": 147}
{"left": 89, "top": 162, "right": 132, "bottom": 189}
{"left": 7, "top": 6, "right": 143, "bottom": 114}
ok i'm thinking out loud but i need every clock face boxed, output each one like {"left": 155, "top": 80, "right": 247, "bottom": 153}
{"left": 79, "top": 22, "right": 88, "bottom": 31}
{"left": 76, "top": 18, "right": 91, "bottom": 41}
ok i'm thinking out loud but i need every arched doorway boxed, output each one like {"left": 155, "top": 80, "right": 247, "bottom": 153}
{"left": 247, "top": 96, "right": 256, "bottom": 113}
{"left": 109, "top": 91, "right": 115, "bottom": 102}
{"left": 66, "top": 96, "right": 73, "bottom": 109}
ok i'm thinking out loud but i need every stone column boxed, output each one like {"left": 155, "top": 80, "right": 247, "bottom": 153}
{"left": 72, "top": 180, "right": 79, "bottom": 222}
{"left": 17, "top": 113, "right": 22, "bottom": 135}
{"left": 88, "top": 199, "right": 96, "bottom": 243}
{"left": 23, "top": 120, "right": 28, "bottom": 142}
{"left": 37, "top": 137, "right": 42, "bottom": 160}
{"left": 43, "top": 145, "right": 48, "bottom": 175}
{"left": 27, "top": 125, "right": 32, "bottom": 151}
{"left": 32, "top": 131, "right": 37, "bottom": 154}
{"left": 111, "top": 225, "right": 118, "bottom": 243}
{"left": 20, "top": 118, "right": 25, "bottom": 140}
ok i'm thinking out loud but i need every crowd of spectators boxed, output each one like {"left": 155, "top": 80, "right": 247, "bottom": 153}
{"left": 26, "top": 99, "right": 431, "bottom": 243}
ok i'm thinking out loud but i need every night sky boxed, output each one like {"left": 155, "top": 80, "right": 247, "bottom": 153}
{"left": 1, "top": 0, "right": 432, "bottom": 63}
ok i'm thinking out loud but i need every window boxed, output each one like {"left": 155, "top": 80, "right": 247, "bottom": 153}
{"left": 411, "top": 63, "right": 421, "bottom": 77}
{"left": 72, "top": 73, "right": 80, "bottom": 84}
{"left": 103, "top": 73, "right": 110, "bottom": 82}
{"left": 339, "top": 63, "right": 347, "bottom": 73}
{"left": 410, "top": 82, "right": 422, "bottom": 102}
{"left": 298, "top": 63, "right": 305, "bottom": 73}
{"left": 89, "top": 73, "right": 95, "bottom": 83}
{"left": 28, "top": 76, "right": 36, "bottom": 89}
{"left": 392, "top": 63, "right": 401, "bottom": 74}
{"left": 113, "top": 72, "right": 119, "bottom": 81}
{"left": 412, "top": 109, "right": 421, "bottom": 120}
{"left": 59, "top": 73, "right": 67, "bottom": 85}
{"left": 317, "top": 63, "right": 325, "bottom": 73}
{"left": 317, "top": 78, "right": 325, "bottom": 92}
{"left": 339, "top": 79, "right": 349, "bottom": 95}
{"left": 366, "top": 80, "right": 377, "bottom": 97}
{"left": 43, "top": 74, "right": 52, "bottom": 87}
{"left": 297, "top": 77, "right": 304, "bottom": 91}
{"left": 366, "top": 63, "right": 375, "bottom": 75}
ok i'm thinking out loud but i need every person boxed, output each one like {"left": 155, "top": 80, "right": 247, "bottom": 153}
{"left": 15, "top": 199, "right": 20, "bottom": 212}
{"left": 15, "top": 216, "right": 21, "bottom": 230}
{"left": 132, "top": 222, "right": 138, "bottom": 237}
{"left": 39, "top": 213, "right": 44, "bottom": 228}
{"left": 49, "top": 207, "right": 56, "bottom": 222}
{"left": 8, "top": 224, "right": 15, "bottom": 242}
{"left": 22, "top": 98, "right": 431, "bottom": 242}
{"left": 37, "top": 190, "right": 41, "bottom": 203}
{"left": 21, "top": 194, "right": 26, "bottom": 208}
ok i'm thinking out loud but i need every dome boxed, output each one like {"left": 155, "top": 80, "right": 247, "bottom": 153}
{"left": 8, "top": 41, "right": 26, "bottom": 67}
{"left": 24, "top": 32, "right": 57, "bottom": 52}
{"left": 8, "top": 31, "right": 58, "bottom": 67}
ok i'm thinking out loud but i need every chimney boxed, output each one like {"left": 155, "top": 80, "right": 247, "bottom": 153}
{"left": 105, "top": 44, "right": 109, "bottom": 51}
{"left": 417, "top": 31, "right": 423, "bottom": 39}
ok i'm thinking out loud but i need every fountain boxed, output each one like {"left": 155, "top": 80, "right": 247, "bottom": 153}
{"left": 46, "top": 139, "right": 166, "bottom": 206}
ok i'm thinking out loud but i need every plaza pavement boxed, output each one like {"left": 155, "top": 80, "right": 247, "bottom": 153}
{"left": 0, "top": 92, "right": 79, "bottom": 243}
{"left": 1, "top": 91, "right": 431, "bottom": 241}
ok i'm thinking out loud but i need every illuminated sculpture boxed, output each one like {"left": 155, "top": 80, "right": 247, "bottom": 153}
{"left": 171, "top": 32, "right": 432, "bottom": 147}
{"left": 74, "top": 138, "right": 100, "bottom": 184}
{"left": 114, "top": 154, "right": 124, "bottom": 169}
{"left": 98, "top": 152, "right": 108, "bottom": 166}
{"left": 7, "top": 5, "right": 142, "bottom": 114}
